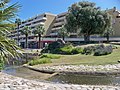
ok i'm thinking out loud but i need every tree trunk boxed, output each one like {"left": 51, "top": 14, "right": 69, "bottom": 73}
{"left": 17, "top": 24, "right": 20, "bottom": 46}
{"left": 62, "top": 36, "right": 65, "bottom": 41}
{"left": 25, "top": 34, "right": 28, "bottom": 62}
{"left": 25, "top": 34, "right": 28, "bottom": 48}
{"left": 106, "top": 34, "right": 109, "bottom": 43}
{"left": 62, "top": 33, "right": 65, "bottom": 41}
{"left": 38, "top": 34, "right": 41, "bottom": 49}
{"left": 84, "top": 34, "right": 90, "bottom": 43}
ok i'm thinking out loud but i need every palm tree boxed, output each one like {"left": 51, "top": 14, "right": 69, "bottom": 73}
{"left": 0, "top": 0, "right": 20, "bottom": 67}
{"left": 15, "top": 18, "right": 21, "bottom": 46}
{"left": 20, "top": 26, "right": 31, "bottom": 48}
{"left": 32, "top": 24, "right": 45, "bottom": 49}
{"left": 58, "top": 25, "right": 68, "bottom": 41}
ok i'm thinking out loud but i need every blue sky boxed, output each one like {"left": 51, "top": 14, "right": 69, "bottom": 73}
{"left": 10, "top": 0, "right": 120, "bottom": 20}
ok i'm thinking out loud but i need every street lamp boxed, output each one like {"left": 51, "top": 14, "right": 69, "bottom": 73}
{"left": 15, "top": 18, "right": 21, "bottom": 46}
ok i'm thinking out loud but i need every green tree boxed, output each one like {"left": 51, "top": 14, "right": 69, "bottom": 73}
{"left": 58, "top": 25, "right": 68, "bottom": 41}
{"left": 32, "top": 24, "right": 45, "bottom": 49}
{"left": 15, "top": 18, "right": 21, "bottom": 46}
{"left": 20, "top": 26, "right": 31, "bottom": 48}
{"left": 66, "top": 1, "right": 112, "bottom": 43}
{"left": 104, "top": 27, "right": 113, "bottom": 43}
{"left": 0, "top": 0, "right": 20, "bottom": 69}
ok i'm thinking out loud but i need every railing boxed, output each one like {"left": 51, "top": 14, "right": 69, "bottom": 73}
{"left": 19, "top": 37, "right": 120, "bottom": 42}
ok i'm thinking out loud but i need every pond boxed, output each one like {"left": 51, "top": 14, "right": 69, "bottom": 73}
{"left": 47, "top": 73, "right": 120, "bottom": 85}
{"left": 2, "top": 66, "right": 52, "bottom": 82}
{"left": 2, "top": 66, "right": 120, "bottom": 86}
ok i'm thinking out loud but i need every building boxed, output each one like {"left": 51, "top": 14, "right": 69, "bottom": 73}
{"left": 107, "top": 7, "right": 120, "bottom": 37}
{"left": 49, "top": 12, "right": 67, "bottom": 38}
{"left": 10, "top": 12, "right": 69, "bottom": 48}
{"left": 10, "top": 7, "right": 120, "bottom": 49}
{"left": 10, "top": 13, "right": 56, "bottom": 48}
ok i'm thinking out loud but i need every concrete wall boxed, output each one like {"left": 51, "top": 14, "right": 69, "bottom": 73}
{"left": 44, "top": 13, "right": 56, "bottom": 36}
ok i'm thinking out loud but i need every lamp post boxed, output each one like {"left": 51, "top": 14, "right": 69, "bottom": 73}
{"left": 15, "top": 18, "right": 21, "bottom": 46}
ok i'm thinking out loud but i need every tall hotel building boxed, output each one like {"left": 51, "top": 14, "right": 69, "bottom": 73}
{"left": 10, "top": 13, "right": 57, "bottom": 48}
{"left": 10, "top": 7, "right": 120, "bottom": 48}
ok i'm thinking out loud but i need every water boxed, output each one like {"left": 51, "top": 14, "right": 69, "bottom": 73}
{"left": 2, "top": 66, "right": 120, "bottom": 85}
{"left": 47, "top": 73, "right": 120, "bottom": 85}
{"left": 2, "top": 66, "right": 52, "bottom": 81}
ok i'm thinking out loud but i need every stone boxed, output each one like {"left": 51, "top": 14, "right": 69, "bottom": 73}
{"left": 94, "top": 87, "right": 101, "bottom": 90}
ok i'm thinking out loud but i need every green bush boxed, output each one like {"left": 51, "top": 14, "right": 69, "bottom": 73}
{"left": 40, "top": 54, "right": 61, "bottom": 59}
{"left": 59, "top": 44, "right": 73, "bottom": 54}
{"left": 71, "top": 47, "right": 83, "bottom": 54}
{"left": 41, "top": 40, "right": 65, "bottom": 54}
{"left": 28, "top": 58, "right": 52, "bottom": 66}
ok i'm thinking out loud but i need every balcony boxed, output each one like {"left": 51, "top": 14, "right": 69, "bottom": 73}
{"left": 19, "top": 17, "right": 47, "bottom": 27}
{"left": 54, "top": 22, "right": 64, "bottom": 26}
{"left": 56, "top": 16, "right": 66, "bottom": 21}
{"left": 30, "top": 22, "right": 45, "bottom": 27}
{"left": 51, "top": 27, "right": 62, "bottom": 31}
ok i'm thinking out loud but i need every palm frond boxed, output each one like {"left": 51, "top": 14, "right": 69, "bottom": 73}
{"left": 0, "top": 0, "right": 21, "bottom": 64}
{"left": 32, "top": 24, "right": 45, "bottom": 35}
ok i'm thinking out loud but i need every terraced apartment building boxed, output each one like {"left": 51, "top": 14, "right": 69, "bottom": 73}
{"left": 10, "top": 12, "right": 69, "bottom": 48}
{"left": 10, "top": 13, "right": 56, "bottom": 48}
{"left": 10, "top": 7, "right": 120, "bottom": 48}
{"left": 107, "top": 7, "right": 120, "bottom": 37}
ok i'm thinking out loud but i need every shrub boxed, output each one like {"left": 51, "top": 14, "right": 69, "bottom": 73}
{"left": 41, "top": 40, "right": 65, "bottom": 53}
{"left": 59, "top": 44, "right": 73, "bottom": 54}
{"left": 82, "top": 44, "right": 113, "bottom": 56}
{"left": 82, "top": 46, "right": 95, "bottom": 55}
{"left": 94, "top": 45, "right": 113, "bottom": 56}
{"left": 40, "top": 54, "right": 61, "bottom": 59}
{"left": 71, "top": 47, "right": 83, "bottom": 54}
{"left": 28, "top": 58, "right": 52, "bottom": 66}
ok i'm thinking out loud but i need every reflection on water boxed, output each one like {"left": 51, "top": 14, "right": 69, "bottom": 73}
{"left": 47, "top": 73, "right": 120, "bottom": 85}
{"left": 2, "top": 66, "right": 120, "bottom": 85}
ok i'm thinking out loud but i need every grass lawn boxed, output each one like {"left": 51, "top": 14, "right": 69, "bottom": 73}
{"left": 45, "top": 46, "right": 120, "bottom": 66}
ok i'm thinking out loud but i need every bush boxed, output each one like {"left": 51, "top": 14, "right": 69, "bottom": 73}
{"left": 28, "top": 58, "right": 52, "bottom": 66}
{"left": 59, "top": 44, "right": 73, "bottom": 54}
{"left": 82, "top": 46, "right": 95, "bottom": 55}
{"left": 40, "top": 54, "right": 61, "bottom": 59}
{"left": 41, "top": 40, "right": 65, "bottom": 53}
{"left": 71, "top": 47, "right": 83, "bottom": 54}
{"left": 94, "top": 45, "right": 113, "bottom": 56}
{"left": 41, "top": 40, "right": 85, "bottom": 55}
{"left": 81, "top": 44, "right": 113, "bottom": 56}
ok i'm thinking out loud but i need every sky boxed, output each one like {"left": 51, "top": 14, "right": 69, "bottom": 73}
{"left": 10, "top": 0, "right": 120, "bottom": 20}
